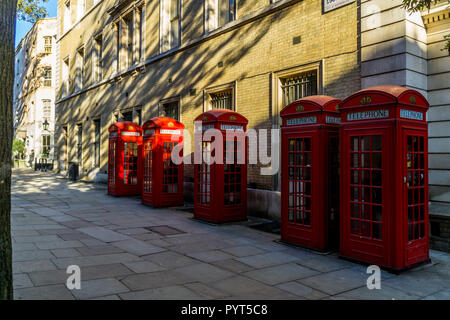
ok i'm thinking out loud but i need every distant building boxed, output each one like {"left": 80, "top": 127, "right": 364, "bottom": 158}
{"left": 54, "top": 0, "right": 450, "bottom": 215}
{"left": 14, "top": 18, "right": 58, "bottom": 166}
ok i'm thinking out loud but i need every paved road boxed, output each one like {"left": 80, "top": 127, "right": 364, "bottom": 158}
{"left": 10, "top": 169, "right": 450, "bottom": 300}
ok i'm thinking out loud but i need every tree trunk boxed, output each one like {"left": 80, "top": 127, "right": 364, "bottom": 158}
{"left": 0, "top": 0, "right": 17, "bottom": 300}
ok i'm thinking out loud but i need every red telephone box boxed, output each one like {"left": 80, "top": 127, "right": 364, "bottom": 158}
{"left": 108, "top": 121, "right": 143, "bottom": 196}
{"left": 280, "top": 96, "right": 342, "bottom": 251}
{"left": 141, "top": 117, "right": 185, "bottom": 207}
{"left": 339, "top": 85, "right": 430, "bottom": 271}
{"left": 194, "top": 109, "right": 248, "bottom": 223}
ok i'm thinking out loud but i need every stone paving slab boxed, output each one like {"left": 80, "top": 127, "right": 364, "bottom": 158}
{"left": 119, "top": 285, "right": 204, "bottom": 300}
{"left": 77, "top": 227, "right": 131, "bottom": 242}
{"left": 111, "top": 239, "right": 166, "bottom": 256}
{"left": 71, "top": 278, "right": 130, "bottom": 299}
{"left": 243, "top": 263, "right": 320, "bottom": 285}
{"left": 14, "top": 284, "right": 75, "bottom": 300}
{"left": 10, "top": 170, "right": 450, "bottom": 300}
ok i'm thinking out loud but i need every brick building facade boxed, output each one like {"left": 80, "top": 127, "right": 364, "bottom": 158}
{"left": 54, "top": 0, "right": 450, "bottom": 219}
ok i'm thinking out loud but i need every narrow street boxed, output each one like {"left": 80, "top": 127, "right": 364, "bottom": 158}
{"left": 11, "top": 169, "right": 450, "bottom": 300}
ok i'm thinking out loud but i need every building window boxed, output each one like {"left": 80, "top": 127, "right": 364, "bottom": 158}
{"left": 62, "top": 57, "right": 70, "bottom": 95}
{"left": 77, "top": 0, "right": 85, "bottom": 20}
{"left": 205, "top": 83, "right": 235, "bottom": 111}
{"left": 42, "top": 67, "right": 52, "bottom": 86}
{"left": 44, "top": 36, "right": 52, "bottom": 53}
{"left": 94, "top": 34, "right": 103, "bottom": 82}
{"left": 115, "top": 23, "right": 120, "bottom": 73}
{"left": 161, "top": 0, "right": 180, "bottom": 52}
{"left": 122, "top": 111, "right": 133, "bottom": 122}
{"left": 63, "top": 125, "right": 68, "bottom": 169}
{"left": 42, "top": 135, "right": 51, "bottom": 155}
{"left": 162, "top": 101, "right": 179, "bottom": 121}
{"left": 210, "top": 90, "right": 233, "bottom": 110}
{"left": 281, "top": 71, "right": 317, "bottom": 106}
{"left": 42, "top": 100, "right": 51, "bottom": 120}
{"left": 75, "top": 47, "right": 84, "bottom": 91}
{"left": 138, "top": 7, "right": 144, "bottom": 61}
{"left": 94, "top": 119, "right": 100, "bottom": 167}
{"left": 122, "top": 13, "right": 134, "bottom": 69}
{"left": 64, "top": 1, "right": 71, "bottom": 32}
{"left": 136, "top": 109, "right": 142, "bottom": 126}
{"left": 206, "top": 0, "right": 236, "bottom": 32}
{"left": 77, "top": 124, "right": 82, "bottom": 165}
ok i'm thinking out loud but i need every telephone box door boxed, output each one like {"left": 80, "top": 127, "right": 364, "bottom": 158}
{"left": 282, "top": 132, "right": 317, "bottom": 246}
{"left": 143, "top": 137, "right": 155, "bottom": 197}
{"left": 341, "top": 128, "right": 390, "bottom": 266}
{"left": 403, "top": 129, "right": 429, "bottom": 266}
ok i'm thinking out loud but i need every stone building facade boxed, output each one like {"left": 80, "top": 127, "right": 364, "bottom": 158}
{"left": 14, "top": 18, "right": 58, "bottom": 165}
{"left": 54, "top": 0, "right": 450, "bottom": 218}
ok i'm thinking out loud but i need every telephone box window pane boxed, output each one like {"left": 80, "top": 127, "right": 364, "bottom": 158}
{"left": 351, "top": 203, "right": 359, "bottom": 218}
{"left": 373, "top": 206, "right": 382, "bottom": 222}
{"left": 351, "top": 137, "right": 359, "bottom": 151}
{"left": 372, "top": 135, "right": 382, "bottom": 151}
{"left": 372, "top": 223, "right": 382, "bottom": 240}
{"left": 372, "top": 170, "right": 382, "bottom": 186}
{"left": 372, "top": 153, "right": 381, "bottom": 169}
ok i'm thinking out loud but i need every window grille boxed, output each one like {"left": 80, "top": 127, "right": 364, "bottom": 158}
{"left": 210, "top": 90, "right": 233, "bottom": 110}
{"left": 281, "top": 71, "right": 317, "bottom": 106}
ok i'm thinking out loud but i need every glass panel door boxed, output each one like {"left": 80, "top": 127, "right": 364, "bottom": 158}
{"left": 162, "top": 142, "right": 178, "bottom": 193}
{"left": 349, "top": 135, "right": 383, "bottom": 240}
{"left": 224, "top": 140, "right": 241, "bottom": 206}
{"left": 406, "top": 135, "right": 426, "bottom": 242}
{"left": 143, "top": 139, "right": 153, "bottom": 193}
{"left": 197, "top": 142, "right": 211, "bottom": 206}
{"left": 123, "top": 142, "right": 138, "bottom": 185}
{"left": 287, "top": 137, "right": 312, "bottom": 226}
{"left": 108, "top": 140, "right": 116, "bottom": 186}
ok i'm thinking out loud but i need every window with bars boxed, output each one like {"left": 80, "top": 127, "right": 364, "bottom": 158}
{"left": 349, "top": 135, "right": 383, "bottom": 240}
{"left": 44, "top": 36, "right": 52, "bottom": 53}
{"left": 42, "top": 67, "right": 52, "bottom": 86}
{"left": 210, "top": 90, "right": 233, "bottom": 110}
{"left": 94, "top": 119, "right": 101, "bottom": 167}
{"left": 406, "top": 135, "right": 426, "bottom": 242}
{"left": 281, "top": 71, "right": 317, "bottom": 106}
{"left": 287, "top": 137, "right": 312, "bottom": 226}
{"left": 163, "top": 101, "right": 179, "bottom": 120}
{"left": 42, "top": 100, "right": 51, "bottom": 120}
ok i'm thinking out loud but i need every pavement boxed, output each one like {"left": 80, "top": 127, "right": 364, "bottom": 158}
{"left": 10, "top": 169, "right": 450, "bottom": 300}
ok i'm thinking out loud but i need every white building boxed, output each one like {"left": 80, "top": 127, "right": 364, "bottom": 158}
{"left": 14, "top": 18, "right": 57, "bottom": 166}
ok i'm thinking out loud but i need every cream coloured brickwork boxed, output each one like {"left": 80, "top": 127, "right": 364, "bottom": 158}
{"left": 55, "top": 0, "right": 360, "bottom": 188}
